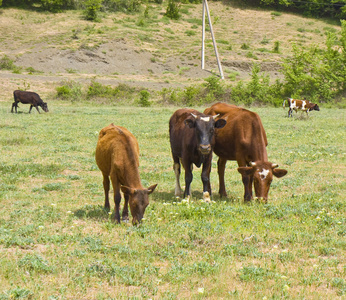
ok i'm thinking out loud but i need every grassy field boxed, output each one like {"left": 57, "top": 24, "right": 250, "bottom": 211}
{"left": 0, "top": 101, "right": 345, "bottom": 299}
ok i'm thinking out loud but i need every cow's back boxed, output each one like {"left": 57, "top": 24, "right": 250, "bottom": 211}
{"left": 14, "top": 90, "right": 41, "bottom": 103}
{"left": 95, "top": 124, "right": 139, "bottom": 177}
{"left": 204, "top": 103, "right": 268, "bottom": 162}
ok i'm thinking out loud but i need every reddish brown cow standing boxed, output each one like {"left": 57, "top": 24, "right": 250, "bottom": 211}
{"left": 11, "top": 90, "right": 49, "bottom": 114}
{"left": 283, "top": 98, "right": 320, "bottom": 117}
{"left": 204, "top": 102, "right": 287, "bottom": 202}
{"left": 169, "top": 109, "right": 226, "bottom": 201}
{"left": 95, "top": 124, "right": 157, "bottom": 225}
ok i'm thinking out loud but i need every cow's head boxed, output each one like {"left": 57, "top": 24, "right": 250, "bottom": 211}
{"left": 238, "top": 162, "right": 287, "bottom": 202}
{"left": 41, "top": 102, "right": 49, "bottom": 112}
{"left": 121, "top": 184, "right": 157, "bottom": 225}
{"left": 311, "top": 103, "right": 320, "bottom": 111}
{"left": 185, "top": 113, "right": 226, "bottom": 155}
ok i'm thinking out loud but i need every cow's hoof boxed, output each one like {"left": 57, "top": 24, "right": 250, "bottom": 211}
{"left": 203, "top": 192, "right": 211, "bottom": 203}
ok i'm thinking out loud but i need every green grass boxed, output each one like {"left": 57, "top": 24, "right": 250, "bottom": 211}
{"left": 0, "top": 101, "right": 345, "bottom": 299}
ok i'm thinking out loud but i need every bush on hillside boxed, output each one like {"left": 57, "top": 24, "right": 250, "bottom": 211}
{"left": 281, "top": 20, "right": 346, "bottom": 103}
{"left": 254, "top": 0, "right": 346, "bottom": 19}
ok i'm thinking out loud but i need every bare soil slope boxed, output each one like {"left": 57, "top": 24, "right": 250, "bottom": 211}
{"left": 0, "top": 4, "right": 341, "bottom": 101}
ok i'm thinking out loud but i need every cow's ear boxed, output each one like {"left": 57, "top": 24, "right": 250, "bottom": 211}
{"left": 237, "top": 167, "right": 254, "bottom": 176}
{"left": 273, "top": 168, "right": 287, "bottom": 178}
{"left": 215, "top": 119, "right": 226, "bottom": 129}
{"left": 147, "top": 184, "right": 158, "bottom": 194}
{"left": 184, "top": 119, "right": 195, "bottom": 128}
{"left": 121, "top": 186, "right": 136, "bottom": 195}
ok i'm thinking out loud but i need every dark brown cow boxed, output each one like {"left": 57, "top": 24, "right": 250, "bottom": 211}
{"left": 95, "top": 124, "right": 157, "bottom": 225}
{"left": 11, "top": 90, "right": 49, "bottom": 114}
{"left": 204, "top": 102, "right": 287, "bottom": 202}
{"left": 283, "top": 97, "right": 320, "bottom": 117}
{"left": 169, "top": 109, "right": 226, "bottom": 201}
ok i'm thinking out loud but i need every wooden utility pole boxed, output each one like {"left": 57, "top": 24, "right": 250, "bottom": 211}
{"left": 201, "top": 0, "right": 224, "bottom": 79}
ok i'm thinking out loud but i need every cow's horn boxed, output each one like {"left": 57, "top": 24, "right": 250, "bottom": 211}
{"left": 272, "top": 163, "right": 279, "bottom": 168}
{"left": 250, "top": 162, "right": 256, "bottom": 167}
{"left": 191, "top": 113, "right": 197, "bottom": 119}
{"left": 212, "top": 114, "right": 220, "bottom": 119}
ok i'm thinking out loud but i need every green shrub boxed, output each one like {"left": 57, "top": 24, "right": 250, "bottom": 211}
{"left": 0, "top": 55, "right": 21, "bottom": 73}
{"left": 138, "top": 90, "right": 151, "bottom": 107}
{"left": 56, "top": 80, "right": 83, "bottom": 101}
{"left": 86, "top": 80, "right": 118, "bottom": 99}
{"left": 165, "top": 0, "right": 180, "bottom": 20}
{"left": 83, "top": 0, "right": 102, "bottom": 21}
{"left": 273, "top": 41, "right": 280, "bottom": 53}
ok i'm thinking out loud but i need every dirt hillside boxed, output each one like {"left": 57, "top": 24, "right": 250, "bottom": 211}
{"left": 0, "top": 3, "right": 341, "bottom": 101}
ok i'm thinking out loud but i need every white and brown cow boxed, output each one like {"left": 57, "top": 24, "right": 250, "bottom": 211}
{"left": 204, "top": 102, "right": 287, "bottom": 202}
{"left": 283, "top": 98, "right": 320, "bottom": 117}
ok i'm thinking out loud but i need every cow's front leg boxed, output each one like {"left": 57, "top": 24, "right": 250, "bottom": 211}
{"left": 241, "top": 174, "right": 253, "bottom": 202}
{"left": 217, "top": 157, "right": 227, "bottom": 197}
{"left": 113, "top": 190, "right": 122, "bottom": 223}
{"left": 122, "top": 193, "right": 129, "bottom": 222}
{"left": 183, "top": 162, "right": 193, "bottom": 200}
{"left": 201, "top": 155, "right": 212, "bottom": 202}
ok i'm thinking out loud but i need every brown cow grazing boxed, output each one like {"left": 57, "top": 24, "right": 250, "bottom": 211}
{"left": 95, "top": 124, "right": 157, "bottom": 225}
{"left": 169, "top": 109, "right": 226, "bottom": 201}
{"left": 283, "top": 97, "right": 320, "bottom": 117}
{"left": 204, "top": 102, "right": 287, "bottom": 202}
{"left": 11, "top": 90, "right": 49, "bottom": 114}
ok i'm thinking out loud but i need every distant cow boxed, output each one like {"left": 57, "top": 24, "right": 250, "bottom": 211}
{"left": 11, "top": 90, "right": 49, "bottom": 114}
{"left": 169, "top": 109, "right": 226, "bottom": 201}
{"left": 95, "top": 124, "right": 157, "bottom": 225}
{"left": 204, "top": 102, "right": 287, "bottom": 202}
{"left": 283, "top": 97, "right": 319, "bottom": 117}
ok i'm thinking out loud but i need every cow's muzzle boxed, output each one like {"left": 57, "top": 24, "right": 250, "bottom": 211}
{"left": 199, "top": 144, "right": 211, "bottom": 155}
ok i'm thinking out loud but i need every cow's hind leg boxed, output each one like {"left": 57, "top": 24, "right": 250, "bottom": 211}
{"left": 217, "top": 157, "right": 227, "bottom": 197}
{"left": 288, "top": 109, "right": 292, "bottom": 117}
{"left": 173, "top": 156, "right": 182, "bottom": 197}
{"left": 102, "top": 173, "right": 111, "bottom": 211}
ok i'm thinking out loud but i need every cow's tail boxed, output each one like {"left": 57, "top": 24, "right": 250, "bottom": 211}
{"left": 283, "top": 97, "right": 290, "bottom": 109}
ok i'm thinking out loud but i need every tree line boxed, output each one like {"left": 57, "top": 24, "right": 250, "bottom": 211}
{"left": 1, "top": 0, "right": 345, "bottom": 20}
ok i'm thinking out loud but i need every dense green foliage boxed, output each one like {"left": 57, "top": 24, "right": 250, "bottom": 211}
{"left": 246, "top": 0, "right": 346, "bottom": 19}
{"left": 160, "top": 21, "right": 346, "bottom": 106}
{"left": 2, "top": 0, "right": 345, "bottom": 19}
{"left": 281, "top": 20, "right": 346, "bottom": 102}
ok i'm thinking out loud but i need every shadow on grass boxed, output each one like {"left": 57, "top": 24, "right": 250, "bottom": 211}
{"left": 152, "top": 190, "right": 240, "bottom": 203}
{"left": 74, "top": 205, "right": 109, "bottom": 221}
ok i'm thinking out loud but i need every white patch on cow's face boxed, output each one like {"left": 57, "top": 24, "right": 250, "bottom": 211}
{"left": 259, "top": 168, "right": 270, "bottom": 180}
{"left": 200, "top": 116, "right": 210, "bottom": 122}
